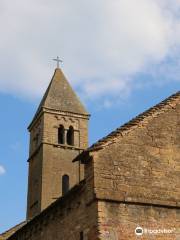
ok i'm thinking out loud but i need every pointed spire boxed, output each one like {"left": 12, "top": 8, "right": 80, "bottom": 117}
{"left": 29, "top": 68, "right": 89, "bottom": 129}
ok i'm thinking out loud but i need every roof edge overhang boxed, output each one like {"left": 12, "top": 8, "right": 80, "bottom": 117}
{"left": 73, "top": 150, "right": 95, "bottom": 164}
{"left": 74, "top": 91, "right": 180, "bottom": 159}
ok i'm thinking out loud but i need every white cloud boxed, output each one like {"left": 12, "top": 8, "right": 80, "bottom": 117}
{"left": 0, "top": 0, "right": 179, "bottom": 101}
{"left": 0, "top": 165, "right": 6, "bottom": 175}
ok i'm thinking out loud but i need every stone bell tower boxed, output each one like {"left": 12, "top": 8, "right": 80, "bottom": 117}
{"left": 26, "top": 67, "right": 89, "bottom": 220}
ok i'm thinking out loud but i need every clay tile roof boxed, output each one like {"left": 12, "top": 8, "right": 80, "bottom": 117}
{"left": 74, "top": 91, "right": 180, "bottom": 161}
{"left": 29, "top": 68, "right": 89, "bottom": 129}
{"left": 0, "top": 221, "right": 26, "bottom": 240}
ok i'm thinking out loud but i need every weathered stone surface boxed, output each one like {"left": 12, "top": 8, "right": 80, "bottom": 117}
{"left": 27, "top": 69, "right": 89, "bottom": 219}
{"left": 5, "top": 86, "right": 180, "bottom": 240}
{"left": 92, "top": 98, "right": 180, "bottom": 208}
{"left": 98, "top": 201, "right": 179, "bottom": 240}
{"left": 8, "top": 182, "right": 99, "bottom": 240}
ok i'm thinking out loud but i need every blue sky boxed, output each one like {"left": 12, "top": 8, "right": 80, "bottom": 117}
{"left": 0, "top": 0, "right": 180, "bottom": 233}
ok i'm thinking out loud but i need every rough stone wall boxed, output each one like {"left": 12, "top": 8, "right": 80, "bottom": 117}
{"left": 41, "top": 111, "right": 88, "bottom": 210}
{"left": 8, "top": 182, "right": 99, "bottom": 240}
{"left": 27, "top": 110, "right": 89, "bottom": 219}
{"left": 27, "top": 114, "right": 44, "bottom": 219}
{"left": 41, "top": 144, "right": 80, "bottom": 210}
{"left": 43, "top": 111, "right": 88, "bottom": 148}
{"left": 98, "top": 201, "right": 179, "bottom": 240}
{"left": 78, "top": 117, "right": 89, "bottom": 149}
{"left": 27, "top": 148, "right": 43, "bottom": 219}
{"left": 29, "top": 116, "right": 44, "bottom": 155}
{"left": 93, "top": 103, "right": 180, "bottom": 206}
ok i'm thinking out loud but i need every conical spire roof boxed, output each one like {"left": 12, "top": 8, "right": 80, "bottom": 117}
{"left": 29, "top": 68, "right": 89, "bottom": 128}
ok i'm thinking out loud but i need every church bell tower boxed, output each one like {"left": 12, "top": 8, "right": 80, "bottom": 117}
{"left": 26, "top": 66, "right": 89, "bottom": 220}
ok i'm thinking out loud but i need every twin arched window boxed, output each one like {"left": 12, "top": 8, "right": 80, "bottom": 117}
{"left": 62, "top": 174, "right": 69, "bottom": 195}
{"left": 58, "top": 125, "right": 74, "bottom": 146}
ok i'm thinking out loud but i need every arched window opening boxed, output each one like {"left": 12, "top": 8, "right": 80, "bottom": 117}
{"left": 67, "top": 126, "right": 74, "bottom": 146}
{"left": 58, "top": 125, "right": 65, "bottom": 144}
{"left": 62, "top": 174, "right": 69, "bottom": 195}
{"left": 80, "top": 231, "right": 84, "bottom": 240}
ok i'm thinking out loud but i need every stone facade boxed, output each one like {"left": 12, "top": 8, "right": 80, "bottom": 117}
{"left": 88, "top": 91, "right": 180, "bottom": 239}
{"left": 92, "top": 100, "right": 180, "bottom": 206}
{"left": 8, "top": 160, "right": 99, "bottom": 240}
{"left": 9, "top": 183, "right": 99, "bottom": 240}
{"left": 27, "top": 68, "right": 89, "bottom": 219}
{"left": 98, "top": 201, "right": 179, "bottom": 240}
{"left": 1, "top": 71, "right": 179, "bottom": 240}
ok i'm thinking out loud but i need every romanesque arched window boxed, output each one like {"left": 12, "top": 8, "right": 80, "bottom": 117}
{"left": 62, "top": 174, "right": 69, "bottom": 195}
{"left": 58, "top": 125, "right": 65, "bottom": 144}
{"left": 80, "top": 231, "right": 84, "bottom": 240}
{"left": 67, "top": 126, "right": 74, "bottom": 146}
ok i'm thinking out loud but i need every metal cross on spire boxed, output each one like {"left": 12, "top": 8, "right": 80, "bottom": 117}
{"left": 53, "top": 56, "right": 63, "bottom": 68}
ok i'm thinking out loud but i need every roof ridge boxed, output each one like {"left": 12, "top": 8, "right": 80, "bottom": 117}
{"left": 88, "top": 91, "right": 180, "bottom": 151}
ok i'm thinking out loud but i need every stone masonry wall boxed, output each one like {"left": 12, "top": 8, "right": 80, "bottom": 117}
{"left": 40, "top": 111, "right": 88, "bottom": 211}
{"left": 43, "top": 111, "right": 88, "bottom": 148}
{"left": 41, "top": 145, "right": 81, "bottom": 210}
{"left": 93, "top": 103, "right": 180, "bottom": 206}
{"left": 8, "top": 181, "right": 99, "bottom": 240}
{"left": 27, "top": 110, "right": 89, "bottom": 219}
{"left": 27, "top": 148, "right": 43, "bottom": 219}
{"left": 98, "top": 201, "right": 179, "bottom": 240}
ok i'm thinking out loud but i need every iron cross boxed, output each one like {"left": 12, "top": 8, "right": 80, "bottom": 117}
{"left": 53, "top": 56, "right": 63, "bottom": 68}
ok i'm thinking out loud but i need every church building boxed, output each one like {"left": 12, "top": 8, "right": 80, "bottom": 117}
{"left": 0, "top": 66, "right": 179, "bottom": 240}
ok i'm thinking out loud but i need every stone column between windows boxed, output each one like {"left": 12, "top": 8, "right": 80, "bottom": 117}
{"left": 64, "top": 128, "right": 68, "bottom": 145}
